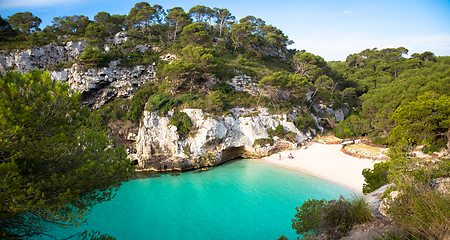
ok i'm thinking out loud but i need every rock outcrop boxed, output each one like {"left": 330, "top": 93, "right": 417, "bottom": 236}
{"left": 51, "top": 61, "right": 156, "bottom": 108}
{"left": 1, "top": 40, "right": 156, "bottom": 109}
{"left": 313, "top": 103, "right": 350, "bottom": 122}
{"left": 2, "top": 40, "right": 346, "bottom": 172}
{"left": 128, "top": 107, "right": 309, "bottom": 171}
{"left": 0, "top": 41, "right": 87, "bottom": 72}
{"left": 430, "top": 177, "right": 450, "bottom": 195}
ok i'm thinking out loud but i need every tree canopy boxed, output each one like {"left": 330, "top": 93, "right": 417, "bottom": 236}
{"left": 7, "top": 12, "right": 41, "bottom": 34}
{"left": 0, "top": 70, "right": 134, "bottom": 239}
{"left": 389, "top": 91, "right": 450, "bottom": 150}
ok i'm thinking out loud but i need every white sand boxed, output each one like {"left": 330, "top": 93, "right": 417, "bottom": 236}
{"left": 259, "top": 143, "right": 380, "bottom": 193}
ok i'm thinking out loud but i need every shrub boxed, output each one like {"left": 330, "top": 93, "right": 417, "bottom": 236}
{"left": 274, "top": 124, "right": 285, "bottom": 134}
{"left": 292, "top": 195, "right": 372, "bottom": 239}
{"left": 146, "top": 93, "right": 178, "bottom": 115}
{"left": 371, "top": 137, "right": 388, "bottom": 146}
{"left": 362, "top": 161, "right": 390, "bottom": 194}
{"left": 87, "top": 98, "right": 131, "bottom": 132}
{"left": 212, "top": 82, "right": 232, "bottom": 94}
{"left": 294, "top": 112, "right": 316, "bottom": 132}
{"left": 79, "top": 45, "right": 109, "bottom": 69}
{"left": 253, "top": 138, "right": 274, "bottom": 147}
{"left": 207, "top": 90, "right": 228, "bottom": 111}
{"left": 292, "top": 199, "right": 327, "bottom": 237}
{"left": 169, "top": 110, "right": 193, "bottom": 136}
{"left": 422, "top": 138, "right": 447, "bottom": 154}
{"left": 320, "top": 195, "right": 372, "bottom": 239}
{"left": 267, "top": 125, "right": 297, "bottom": 141}
{"left": 122, "top": 84, "right": 156, "bottom": 123}
{"left": 46, "top": 60, "right": 75, "bottom": 71}
{"left": 389, "top": 187, "right": 450, "bottom": 240}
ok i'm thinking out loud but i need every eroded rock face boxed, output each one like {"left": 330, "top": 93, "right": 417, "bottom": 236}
{"left": 313, "top": 103, "right": 349, "bottom": 121}
{"left": 51, "top": 61, "right": 156, "bottom": 108}
{"left": 129, "top": 107, "right": 308, "bottom": 171}
{"left": 0, "top": 41, "right": 87, "bottom": 72}
{"left": 379, "top": 190, "right": 399, "bottom": 219}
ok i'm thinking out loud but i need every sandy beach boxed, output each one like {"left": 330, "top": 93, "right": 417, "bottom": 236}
{"left": 259, "top": 142, "right": 380, "bottom": 193}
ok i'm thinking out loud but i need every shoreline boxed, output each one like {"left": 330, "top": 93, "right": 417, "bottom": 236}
{"left": 257, "top": 143, "right": 380, "bottom": 193}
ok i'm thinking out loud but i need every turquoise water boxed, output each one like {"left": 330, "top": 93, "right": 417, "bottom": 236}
{"left": 47, "top": 159, "right": 353, "bottom": 240}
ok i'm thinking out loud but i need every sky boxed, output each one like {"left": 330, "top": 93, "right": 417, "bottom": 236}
{"left": 1, "top": 0, "right": 449, "bottom": 61}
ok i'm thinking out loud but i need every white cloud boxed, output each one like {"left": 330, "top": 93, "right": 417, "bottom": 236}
{"left": 0, "top": 0, "right": 83, "bottom": 8}
{"left": 344, "top": 11, "right": 352, "bottom": 14}
{"left": 290, "top": 34, "right": 450, "bottom": 61}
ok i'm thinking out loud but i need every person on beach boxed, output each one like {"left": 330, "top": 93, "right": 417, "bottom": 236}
{"left": 279, "top": 153, "right": 281, "bottom": 160}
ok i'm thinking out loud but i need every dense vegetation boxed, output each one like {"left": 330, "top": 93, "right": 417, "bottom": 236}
{"left": 290, "top": 195, "right": 372, "bottom": 240}
{"left": 2, "top": 2, "right": 450, "bottom": 239}
{"left": 3, "top": 4, "right": 449, "bottom": 151}
{"left": 0, "top": 70, "right": 134, "bottom": 239}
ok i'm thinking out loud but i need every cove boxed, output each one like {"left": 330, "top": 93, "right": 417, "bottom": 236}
{"left": 48, "top": 159, "right": 353, "bottom": 240}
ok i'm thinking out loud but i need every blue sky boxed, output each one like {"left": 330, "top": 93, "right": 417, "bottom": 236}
{"left": 1, "top": 0, "right": 449, "bottom": 61}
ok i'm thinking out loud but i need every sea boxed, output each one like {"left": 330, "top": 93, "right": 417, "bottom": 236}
{"left": 44, "top": 158, "right": 353, "bottom": 240}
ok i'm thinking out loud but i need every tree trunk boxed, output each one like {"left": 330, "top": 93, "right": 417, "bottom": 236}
{"left": 173, "top": 22, "right": 178, "bottom": 46}
{"left": 446, "top": 130, "right": 450, "bottom": 154}
{"left": 308, "top": 97, "right": 317, "bottom": 110}
{"left": 219, "top": 18, "right": 224, "bottom": 37}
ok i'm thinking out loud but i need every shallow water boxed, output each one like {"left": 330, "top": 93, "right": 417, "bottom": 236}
{"left": 46, "top": 159, "right": 353, "bottom": 240}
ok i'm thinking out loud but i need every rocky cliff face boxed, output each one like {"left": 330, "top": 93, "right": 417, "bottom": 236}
{"left": 51, "top": 61, "right": 156, "bottom": 108}
{"left": 0, "top": 39, "right": 156, "bottom": 108}
{"left": 0, "top": 41, "right": 87, "bottom": 72}
{"left": 1, "top": 39, "right": 349, "bottom": 172}
{"left": 128, "top": 107, "right": 309, "bottom": 171}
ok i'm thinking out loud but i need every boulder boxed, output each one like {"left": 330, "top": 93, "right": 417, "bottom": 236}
{"left": 379, "top": 190, "right": 399, "bottom": 219}
{"left": 430, "top": 177, "right": 450, "bottom": 195}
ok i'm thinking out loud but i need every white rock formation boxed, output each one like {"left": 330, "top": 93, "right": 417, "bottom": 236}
{"left": 227, "top": 74, "right": 258, "bottom": 95}
{"left": 51, "top": 61, "right": 156, "bottom": 108}
{"left": 129, "top": 107, "right": 308, "bottom": 171}
{"left": 0, "top": 40, "right": 87, "bottom": 72}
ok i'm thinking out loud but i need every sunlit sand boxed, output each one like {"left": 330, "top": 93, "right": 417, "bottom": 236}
{"left": 259, "top": 142, "right": 380, "bottom": 193}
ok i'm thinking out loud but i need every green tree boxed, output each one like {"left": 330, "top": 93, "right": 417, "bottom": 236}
{"left": 85, "top": 23, "right": 107, "bottom": 44}
{"left": 126, "top": 2, "right": 156, "bottom": 37}
{"left": 79, "top": 45, "right": 107, "bottom": 68}
{"left": 0, "top": 70, "right": 134, "bottom": 239}
{"left": 213, "top": 8, "right": 235, "bottom": 37}
{"left": 48, "top": 15, "right": 91, "bottom": 37}
{"left": 230, "top": 23, "right": 251, "bottom": 51}
{"left": 7, "top": 12, "right": 41, "bottom": 34}
{"left": 188, "top": 5, "right": 211, "bottom": 24}
{"left": 0, "top": 16, "right": 16, "bottom": 40}
{"left": 165, "top": 7, "right": 191, "bottom": 46}
{"left": 259, "top": 71, "right": 310, "bottom": 102}
{"left": 389, "top": 91, "right": 450, "bottom": 151}
{"left": 159, "top": 46, "right": 216, "bottom": 94}
{"left": 179, "top": 23, "right": 209, "bottom": 46}
{"left": 94, "top": 12, "right": 126, "bottom": 37}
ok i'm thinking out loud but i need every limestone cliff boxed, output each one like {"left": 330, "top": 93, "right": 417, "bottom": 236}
{"left": 0, "top": 41, "right": 87, "bottom": 72}
{"left": 1, "top": 40, "right": 349, "bottom": 172}
{"left": 0, "top": 39, "right": 156, "bottom": 109}
{"left": 128, "top": 107, "right": 310, "bottom": 171}
{"left": 51, "top": 61, "right": 155, "bottom": 108}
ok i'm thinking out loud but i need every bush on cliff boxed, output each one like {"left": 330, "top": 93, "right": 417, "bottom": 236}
{"left": 362, "top": 161, "right": 390, "bottom": 194}
{"left": 169, "top": 110, "right": 193, "bottom": 136}
{"left": 291, "top": 195, "right": 372, "bottom": 239}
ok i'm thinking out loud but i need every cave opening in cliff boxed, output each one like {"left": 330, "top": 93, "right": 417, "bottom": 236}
{"left": 220, "top": 146, "right": 246, "bottom": 161}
